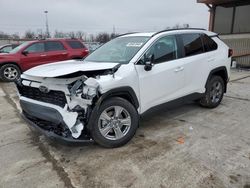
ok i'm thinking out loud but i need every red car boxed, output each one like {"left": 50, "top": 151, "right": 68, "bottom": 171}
{"left": 0, "top": 39, "right": 89, "bottom": 81}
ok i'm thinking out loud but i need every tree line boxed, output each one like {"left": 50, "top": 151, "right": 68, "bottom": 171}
{"left": 0, "top": 23, "right": 190, "bottom": 43}
{"left": 0, "top": 30, "right": 119, "bottom": 43}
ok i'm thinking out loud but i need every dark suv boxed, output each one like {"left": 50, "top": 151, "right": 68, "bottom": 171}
{"left": 0, "top": 39, "right": 89, "bottom": 81}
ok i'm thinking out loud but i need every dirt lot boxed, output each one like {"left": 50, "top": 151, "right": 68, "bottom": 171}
{"left": 0, "top": 70, "right": 249, "bottom": 188}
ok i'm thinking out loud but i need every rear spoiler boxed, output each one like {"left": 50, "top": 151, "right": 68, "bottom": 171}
{"left": 209, "top": 34, "right": 219, "bottom": 38}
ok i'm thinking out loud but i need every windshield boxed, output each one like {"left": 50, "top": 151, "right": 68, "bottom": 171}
{"left": 9, "top": 41, "right": 31, "bottom": 54}
{"left": 84, "top": 36, "right": 149, "bottom": 64}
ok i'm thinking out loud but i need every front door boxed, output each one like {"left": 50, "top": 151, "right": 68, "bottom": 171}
{"left": 20, "top": 42, "right": 46, "bottom": 70}
{"left": 135, "top": 35, "right": 186, "bottom": 113}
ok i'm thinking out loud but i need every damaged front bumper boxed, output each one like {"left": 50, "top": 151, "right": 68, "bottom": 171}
{"left": 22, "top": 113, "right": 94, "bottom": 145}
{"left": 16, "top": 74, "right": 101, "bottom": 144}
{"left": 20, "top": 97, "right": 94, "bottom": 145}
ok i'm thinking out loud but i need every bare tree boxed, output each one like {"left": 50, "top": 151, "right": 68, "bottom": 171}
{"left": 54, "top": 30, "right": 66, "bottom": 38}
{"left": 95, "top": 32, "right": 110, "bottom": 43}
{"left": 0, "top": 31, "right": 10, "bottom": 39}
{"left": 76, "top": 31, "right": 85, "bottom": 39}
{"left": 68, "top": 31, "right": 76, "bottom": 38}
{"left": 24, "top": 30, "right": 35, "bottom": 39}
{"left": 11, "top": 33, "right": 20, "bottom": 39}
{"left": 110, "top": 33, "right": 119, "bottom": 39}
{"left": 88, "top": 34, "right": 95, "bottom": 42}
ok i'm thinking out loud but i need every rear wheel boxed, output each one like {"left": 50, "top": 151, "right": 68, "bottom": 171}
{"left": 0, "top": 64, "right": 21, "bottom": 82}
{"left": 199, "top": 76, "right": 225, "bottom": 108}
{"left": 89, "top": 97, "right": 139, "bottom": 148}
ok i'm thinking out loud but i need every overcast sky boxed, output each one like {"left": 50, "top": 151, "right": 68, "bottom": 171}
{"left": 0, "top": 0, "right": 209, "bottom": 36}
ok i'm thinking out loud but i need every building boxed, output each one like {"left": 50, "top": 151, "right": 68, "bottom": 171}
{"left": 198, "top": 0, "right": 250, "bottom": 67}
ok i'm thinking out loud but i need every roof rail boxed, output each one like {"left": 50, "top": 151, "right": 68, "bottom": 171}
{"left": 152, "top": 28, "right": 206, "bottom": 37}
{"left": 116, "top": 32, "right": 139, "bottom": 38}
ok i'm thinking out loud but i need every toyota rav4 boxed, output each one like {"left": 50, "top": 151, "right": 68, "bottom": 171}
{"left": 16, "top": 29, "right": 231, "bottom": 148}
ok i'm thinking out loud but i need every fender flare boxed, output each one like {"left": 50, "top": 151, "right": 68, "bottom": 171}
{"left": 205, "top": 66, "right": 229, "bottom": 92}
{"left": 96, "top": 86, "right": 140, "bottom": 110}
{"left": 86, "top": 86, "right": 140, "bottom": 131}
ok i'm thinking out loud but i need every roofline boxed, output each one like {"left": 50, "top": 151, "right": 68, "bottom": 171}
{"left": 152, "top": 28, "right": 206, "bottom": 37}
{"left": 117, "top": 28, "right": 207, "bottom": 38}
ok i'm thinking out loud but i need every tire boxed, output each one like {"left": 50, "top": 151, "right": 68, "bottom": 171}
{"left": 199, "top": 75, "right": 225, "bottom": 108}
{"left": 0, "top": 64, "right": 21, "bottom": 82}
{"left": 89, "top": 97, "right": 139, "bottom": 148}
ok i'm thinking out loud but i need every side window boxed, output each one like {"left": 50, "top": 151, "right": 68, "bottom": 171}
{"left": 146, "top": 35, "right": 178, "bottom": 64}
{"left": 201, "top": 34, "right": 218, "bottom": 52}
{"left": 1, "top": 46, "right": 12, "bottom": 53}
{"left": 45, "top": 41, "right": 65, "bottom": 52}
{"left": 25, "top": 43, "right": 45, "bottom": 53}
{"left": 66, "top": 41, "right": 85, "bottom": 49}
{"left": 181, "top": 34, "right": 204, "bottom": 57}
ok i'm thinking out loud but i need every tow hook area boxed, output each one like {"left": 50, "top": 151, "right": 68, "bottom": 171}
{"left": 20, "top": 97, "right": 84, "bottom": 139}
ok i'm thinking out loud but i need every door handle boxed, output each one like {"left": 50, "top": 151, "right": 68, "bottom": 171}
{"left": 174, "top": 66, "right": 184, "bottom": 72}
{"left": 61, "top": 52, "right": 67, "bottom": 55}
{"left": 40, "top": 54, "right": 47, "bottom": 57}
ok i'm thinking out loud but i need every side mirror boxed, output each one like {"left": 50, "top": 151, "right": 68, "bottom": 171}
{"left": 22, "top": 50, "right": 29, "bottom": 56}
{"left": 144, "top": 54, "right": 154, "bottom": 71}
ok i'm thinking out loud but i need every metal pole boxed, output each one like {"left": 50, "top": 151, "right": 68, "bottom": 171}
{"left": 44, "top": 10, "right": 50, "bottom": 38}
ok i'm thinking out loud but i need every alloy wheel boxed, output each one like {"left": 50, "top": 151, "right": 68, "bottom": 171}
{"left": 210, "top": 81, "right": 223, "bottom": 104}
{"left": 3, "top": 67, "right": 18, "bottom": 80}
{"left": 98, "top": 106, "right": 131, "bottom": 141}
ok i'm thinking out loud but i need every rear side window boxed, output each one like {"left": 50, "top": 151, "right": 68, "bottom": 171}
{"left": 45, "top": 41, "right": 65, "bottom": 52}
{"left": 201, "top": 34, "right": 218, "bottom": 52}
{"left": 66, "top": 41, "right": 85, "bottom": 49}
{"left": 181, "top": 33, "right": 204, "bottom": 57}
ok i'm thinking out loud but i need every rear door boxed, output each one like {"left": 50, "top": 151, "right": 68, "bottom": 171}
{"left": 44, "top": 41, "right": 68, "bottom": 63}
{"left": 20, "top": 42, "right": 46, "bottom": 70}
{"left": 66, "top": 40, "right": 89, "bottom": 58}
{"left": 177, "top": 33, "right": 208, "bottom": 94}
{"left": 135, "top": 35, "right": 186, "bottom": 112}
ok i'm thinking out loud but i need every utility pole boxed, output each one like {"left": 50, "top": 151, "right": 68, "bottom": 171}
{"left": 44, "top": 10, "right": 50, "bottom": 38}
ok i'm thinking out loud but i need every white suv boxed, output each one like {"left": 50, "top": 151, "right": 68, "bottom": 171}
{"left": 16, "top": 29, "right": 231, "bottom": 148}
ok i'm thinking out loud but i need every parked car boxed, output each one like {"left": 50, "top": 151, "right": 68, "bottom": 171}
{"left": 16, "top": 29, "right": 231, "bottom": 148}
{"left": 0, "top": 44, "right": 19, "bottom": 53}
{"left": 0, "top": 39, "right": 89, "bottom": 81}
{"left": 85, "top": 42, "right": 102, "bottom": 53}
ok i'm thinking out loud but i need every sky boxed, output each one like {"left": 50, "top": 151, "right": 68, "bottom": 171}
{"left": 0, "top": 0, "right": 209, "bottom": 36}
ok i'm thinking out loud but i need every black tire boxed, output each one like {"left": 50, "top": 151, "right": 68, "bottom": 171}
{"left": 89, "top": 97, "right": 139, "bottom": 148}
{"left": 0, "top": 64, "right": 21, "bottom": 82}
{"left": 199, "top": 75, "right": 225, "bottom": 108}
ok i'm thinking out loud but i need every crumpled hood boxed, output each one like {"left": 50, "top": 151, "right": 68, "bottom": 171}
{"left": 23, "top": 60, "right": 119, "bottom": 78}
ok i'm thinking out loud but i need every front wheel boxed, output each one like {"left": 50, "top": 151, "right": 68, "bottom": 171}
{"left": 89, "top": 97, "right": 139, "bottom": 148}
{"left": 199, "top": 75, "right": 225, "bottom": 108}
{"left": 0, "top": 64, "right": 21, "bottom": 82}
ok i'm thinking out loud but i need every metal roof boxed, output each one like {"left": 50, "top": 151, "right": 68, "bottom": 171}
{"left": 197, "top": 0, "right": 250, "bottom": 6}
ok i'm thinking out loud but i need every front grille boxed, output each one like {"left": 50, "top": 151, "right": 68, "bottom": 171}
{"left": 17, "top": 85, "right": 67, "bottom": 108}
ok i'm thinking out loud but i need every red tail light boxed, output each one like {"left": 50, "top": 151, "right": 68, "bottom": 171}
{"left": 228, "top": 49, "right": 233, "bottom": 57}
